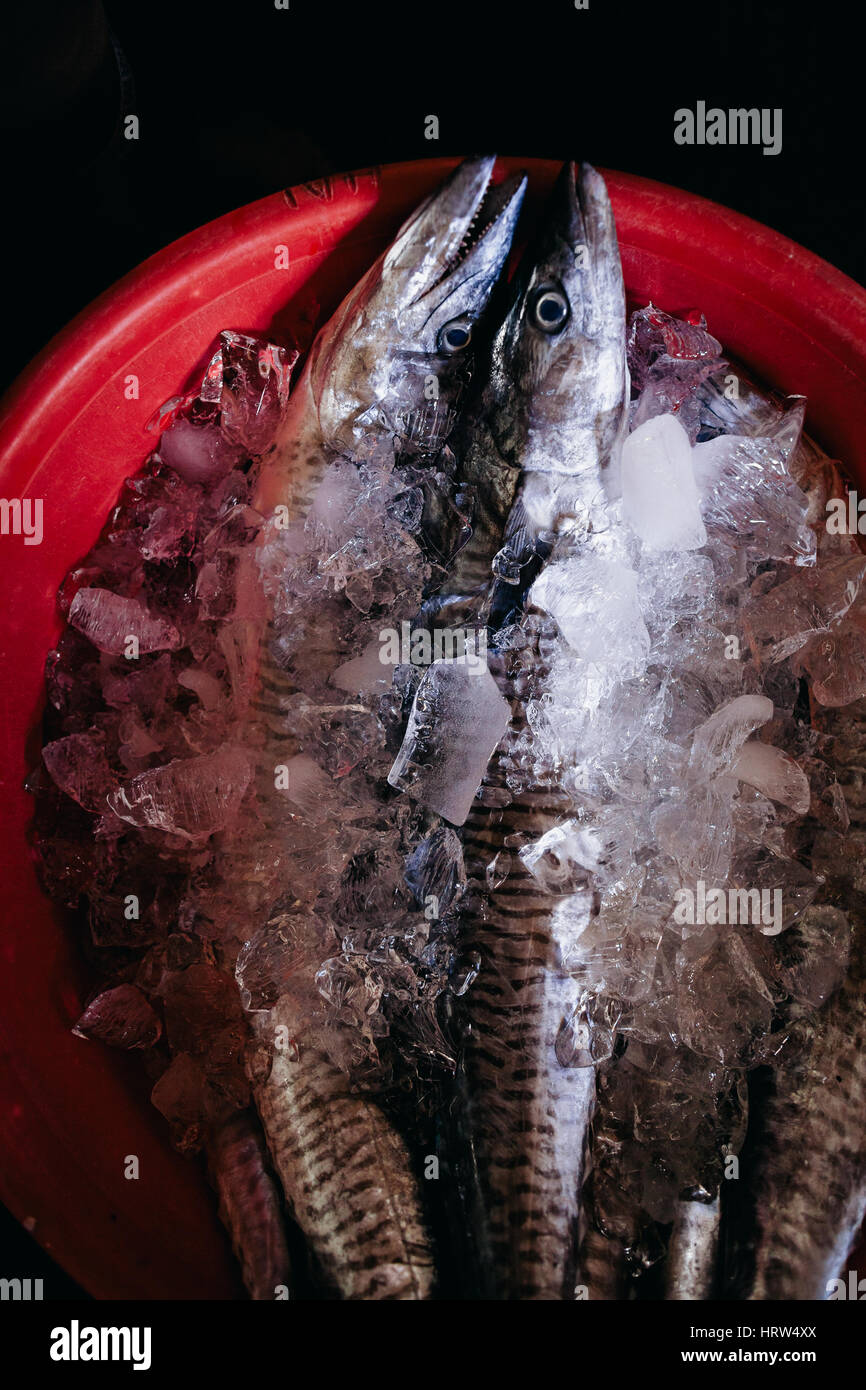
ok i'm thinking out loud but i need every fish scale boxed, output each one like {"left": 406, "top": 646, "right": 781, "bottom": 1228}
{"left": 455, "top": 645, "right": 595, "bottom": 1299}
{"left": 254, "top": 1035, "right": 434, "bottom": 1299}
{"left": 208, "top": 1109, "right": 293, "bottom": 1300}
{"left": 441, "top": 161, "right": 628, "bottom": 1298}
{"left": 457, "top": 851, "right": 595, "bottom": 1296}
{"left": 232, "top": 159, "right": 527, "bottom": 1298}
{"left": 735, "top": 695, "right": 866, "bottom": 1300}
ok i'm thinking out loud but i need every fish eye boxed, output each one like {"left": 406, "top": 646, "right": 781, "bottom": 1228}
{"left": 532, "top": 288, "right": 570, "bottom": 333}
{"left": 438, "top": 318, "right": 473, "bottom": 354}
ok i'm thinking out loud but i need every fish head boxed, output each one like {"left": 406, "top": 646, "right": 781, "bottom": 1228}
{"left": 487, "top": 161, "right": 629, "bottom": 482}
{"left": 307, "top": 157, "right": 527, "bottom": 457}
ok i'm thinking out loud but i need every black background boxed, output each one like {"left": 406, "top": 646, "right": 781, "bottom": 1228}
{"left": 1, "top": 0, "right": 861, "bottom": 395}
{"left": 0, "top": 0, "right": 861, "bottom": 1297}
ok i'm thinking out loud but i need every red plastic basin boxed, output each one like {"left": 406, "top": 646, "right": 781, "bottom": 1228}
{"left": 2, "top": 159, "right": 866, "bottom": 1300}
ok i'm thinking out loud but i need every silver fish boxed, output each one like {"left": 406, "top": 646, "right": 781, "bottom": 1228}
{"left": 664, "top": 1195, "right": 721, "bottom": 1300}
{"left": 452, "top": 162, "right": 629, "bottom": 1299}
{"left": 245, "top": 159, "right": 526, "bottom": 1300}
{"left": 256, "top": 156, "right": 527, "bottom": 518}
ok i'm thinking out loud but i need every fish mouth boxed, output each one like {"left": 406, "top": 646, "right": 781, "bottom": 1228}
{"left": 400, "top": 157, "right": 526, "bottom": 315}
{"left": 423, "top": 165, "right": 528, "bottom": 299}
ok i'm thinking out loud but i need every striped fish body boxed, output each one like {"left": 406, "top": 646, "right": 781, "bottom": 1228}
{"left": 443, "top": 162, "right": 628, "bottom": 1299}
{"left": 455, "top": 640, "right": 596, "bottom": 1297}
{"left": 208, "top": 1108, "right": 294, "bottom": 1300}
{"left": 236, "top": 161, "right": 527, "bottom": 1299}
{"left": 456, "top": 818, "right": 595, "bottom": 1297}
{"left": 738, "top": 696, "right": 866, "bottom": 1299}
{"left": 742, "top": 962, "right": 866, "bottom": 1300}
{"left": 253, "top": 1034, "right": 434, "bottom": 1300}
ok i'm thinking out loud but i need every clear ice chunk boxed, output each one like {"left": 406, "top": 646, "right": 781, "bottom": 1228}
{"left": 404, "top": 827, "right": 466, "bottom": 915}
{"left": 69, "top": 588, "right": 182, "bottom": 655}
{"left": 777, "top": 904, "right": 850, "bottom": 1007}
{"left": 689, "top": 695, "right": 774, "bottom": 781}
{"left": 107, "top": 746, "right": 251, "bottom": 839}
{"left": 331, "top": 637, "right": 396, "bottom": 694}
{"left": 275, "top": 754, "right": 335, "bottom": 823}
{"left": 217, "top": 331, "right": 297, "bottom": 456}
{"left": 743, "top": 555, "right": 866, "bottom": 664}
{"left": 519, "top": 819, "right": 601, "bottom": 894}
{"left": 387, "top": 658, "right": 511, "bottom": 826}
{"left": 731, "top": 740, "right": 811, "bottom": 814}
{"left": 622, "top": 414, "right": 707, "bottom": 551}
{"left": 236, "top": 909, "right": 337, "bottom": 1012}
{"left": 42, "top": 733, "right": 116, "bottom": 812}
{"left": 529, "top": 555, "right": 649, "bottom": 674}
{"left": 800, "top": 618, "right": 866, "bottom": 706}
{"left": 691, "top": 431, "right": 814, "bottom": 564}
{"left": 73, "top": 983, "right": 162, "bottom": 1048}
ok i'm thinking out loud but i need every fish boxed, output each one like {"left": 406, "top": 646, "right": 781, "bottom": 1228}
{"left": 449, "top": 162, "right": 630, "bottom": 1299}
{"left": 728, "top": 701, "right": 866, "bottom": 1301}
{"left": 207, "top": 1108, "right": 294, "bottom": 1300}
{"left": 686, "top": 368, "right": 866, "bottom": 1300}
{"left": 256, "top": 156, "right": 527, "bottom": 518}
{"left": 664, "top": 1195, "right": 721, "bottom": 1300}
{"left": 240, "top": 157, "right": 527, "bottom": 1300}
{"left": 33, "top": 157, "right": 527, "bottom": 1302}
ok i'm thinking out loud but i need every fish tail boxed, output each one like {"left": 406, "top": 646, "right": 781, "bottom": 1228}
{"left": 208, "top": 1108, "right": 293, "bottom": 1301}
{"left": 255, "top": 1045, "right": 434, "bottom": 1300}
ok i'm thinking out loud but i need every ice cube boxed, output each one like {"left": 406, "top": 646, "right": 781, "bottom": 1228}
{"left": 743, "top": 555, "right": 866, "bottom": 664}
{"left": 731, "top": 740, "right": 811, "bottom": 814}
{"left": 236, "top": 909, "right": 336, "bottom": 1012}
{"left": 519, "top": 819, "right": 602, "bottom": 894}
{"left": 627, "top": 306, "right": 723, "bottom": 392}
{"left": 218, "top": 331, "right": 297, "bottom": 456}
{"left": 621, "top": 414, "right": 707, "bottom": 551}
{"left": 73, "top": 984, "right": 162, "bottom": 1048}
{"left": 107, "top": 746, "right": 251, "bottom": 839}
{"left": 387, "top": 658, "right": 511, "bottom": 826}
{"left": 689, "top": 694, "right": 774, "bottom": 780}
{"left": 159, "top": 417, "right": 242, "bottom": 487}
{"left": 691, "top": 430, "right": 814, "bottom": 564}
{"left": 801, "top": 619, "right": 866, "bottom": 706}
{"left": 42, "top": 733, "right": 117, "bottom": 812}
{"left": 777, "top": 904, "right": 850, "bottom": 1007}
{"left": 69, "top": 588, "right": 182, "bottom": 655}
{"left": 404, "top": 827, "right": 466, "bottom": 915}
{"left": 331, "top": 637, "right": 396, "bottom": 694}
{"left": 275, "top": 754, "right": 336, "bottom": 824}
{"left": 529, "top": 555, "right": 649, "bottom": 674}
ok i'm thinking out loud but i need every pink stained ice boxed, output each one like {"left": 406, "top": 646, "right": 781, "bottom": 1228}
{"left": 743, "top": 554, "right": 866, "bottom": 665}
{"left": 42, "top": 732, "right": 117, "bottom": 812}
{"left": 627, "top": 305, "right": 726, "bottom": 440}
{"left": 158, "top": 417, "right": 244, "bottom": 488}
{"left": 217, "top": 332, "right": 298, "bottom": 455}
{"left": 627, "top": 306, "right": 724, "bottom": 391}
{"left": 107, "top": 746, "right": 252, "bottom": 839}
{"left": 73, "top": 983, "right": 162, "bottom": 1049}
{"left": 68, "top": 588, "right": 182, "bottom": 655}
